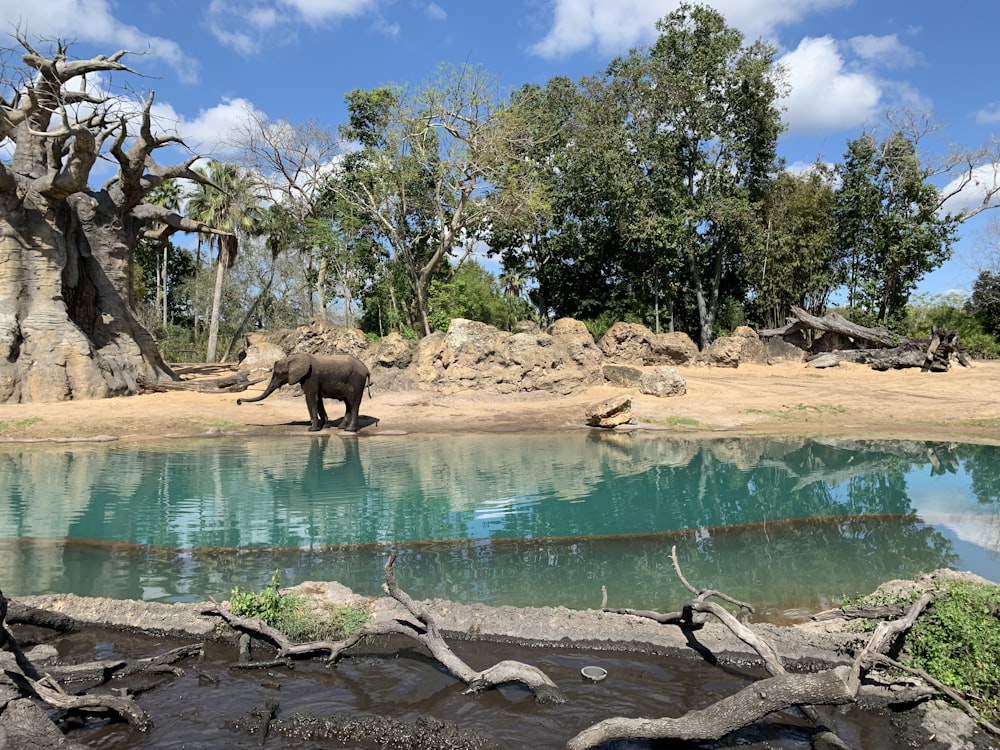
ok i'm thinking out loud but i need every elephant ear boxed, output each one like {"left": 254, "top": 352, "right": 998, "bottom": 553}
{"left": 286, "top": 355, "right": 312, "bottom": 385}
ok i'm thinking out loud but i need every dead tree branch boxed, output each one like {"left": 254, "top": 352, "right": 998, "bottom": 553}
{"left": 0, "top": 590, "right": 152, "bottom": 731}
{"left": 205, "top": 554, "right": 566, "bottom": 704}
{"left": 572, "top": 546, "right": 991, "bottom": 749}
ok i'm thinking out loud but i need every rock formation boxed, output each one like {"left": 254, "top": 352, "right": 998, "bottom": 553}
{"left": 238, "top": 318, "right": 772, "bottom": 397}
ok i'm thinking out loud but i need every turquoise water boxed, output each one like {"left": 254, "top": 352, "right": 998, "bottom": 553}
{"left": 0, "top": 433, "right": 997, "bottom": 618}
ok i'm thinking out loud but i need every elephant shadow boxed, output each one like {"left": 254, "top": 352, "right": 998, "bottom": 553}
{"left": 286, "top": 414, "right": 380, "bottom": 430}
{"left": 326, "top": 414, "right": 381, "bottom": 430}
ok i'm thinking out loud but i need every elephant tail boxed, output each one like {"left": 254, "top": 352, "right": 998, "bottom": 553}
{"left": 365, "top": 373, "right": 373, "bottom": 400}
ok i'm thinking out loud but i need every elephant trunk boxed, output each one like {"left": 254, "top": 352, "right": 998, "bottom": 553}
{"left": 236, "top": 378, "right": 281, "bottom": 405}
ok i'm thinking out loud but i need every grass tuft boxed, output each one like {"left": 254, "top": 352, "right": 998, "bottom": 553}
{"left": 230, "top": 572, "right": 371, "bottom": 642}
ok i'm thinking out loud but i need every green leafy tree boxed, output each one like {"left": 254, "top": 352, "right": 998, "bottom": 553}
{"left": 426, "top": 261, "right": 531, "bottom": 332}
{"left": 337, "top": 64, "right": 537, "bottom": 337}
{"left": 487, "top": 77, "right": 580, "bottom": 324}
{"left": 603, "top": 4, "right": 785, "bottom": 345}
{"left": 967, "top": 269, "right": 1000, "bottom": 338}
{"left": 747, "top": 166, "right": 841, "bottom": 327}
{"left": 835, "top": 130, "right": 956, "bottom": 328}
{"left": 491, "top": 6, "right": 784, "bottom": 344}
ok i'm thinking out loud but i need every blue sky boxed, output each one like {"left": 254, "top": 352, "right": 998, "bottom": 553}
{"left": 7, "top": 0, "right": 1000, "bottom": 297}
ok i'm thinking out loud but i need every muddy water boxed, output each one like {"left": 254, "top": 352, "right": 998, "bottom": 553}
{"left": 50, "top": 627, "right": 904, "bottom": 750}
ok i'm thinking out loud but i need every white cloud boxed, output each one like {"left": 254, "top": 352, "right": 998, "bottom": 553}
{"left": 152, "top": 97, "right": 263, "bottom": 158}
{"left": 425, "top": 3, "right": 446, "bottom": 22}
{"left": 206, "top": 0, "right": 385, "bottom": 54}
{"left": 278, "top": 0, "right": 375, "bottom": 24}
{"left": 847, "top": 34, "right": 919, "bottom": 69}
{"left": 530, "top": 0, "right": 851, "bottom": 59}
{"left": 0, "top": 0, "right": 199, "bottom": 84}
{"left": 976, "top": 104, "right": 1000, "bottom": 125}
{"left": 938, "top": 162, "right": 1000, "bottom": 218}
{"left": 779, "top": 36, "right": 882, "bottom": 134}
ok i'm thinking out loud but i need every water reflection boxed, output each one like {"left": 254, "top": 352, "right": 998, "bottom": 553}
{"left": 0, "top": 434, "right": 997, "bottom": 616}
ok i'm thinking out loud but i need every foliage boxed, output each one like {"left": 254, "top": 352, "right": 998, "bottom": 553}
{"left": 337, "top": 63, "right": 538, "bottom": 338}
{"left": 230, "top": 573, "right": 370, "bottom": 643}
{"left": 426, "top": 261, "right": 532, "bottom": 332}
{"left": 141, "top": 323, "right": 203, "bottom": 363}
{"left": 834, "top": 130, "right": 956, "bottom": 328}
{"left": 906, "top": 580, "right": 1000, "bottom": 723}
{"left": 844, "top": 577, "right": 1000, "bottom": 724}
{"left": 746, "top": 167, "right": 841, "bottom": 329}
{"left": 905, "top": 293, "right": 999, "bottom": 358}
{"left": 967, "top": 269, "right": 1000, "bottom": 339}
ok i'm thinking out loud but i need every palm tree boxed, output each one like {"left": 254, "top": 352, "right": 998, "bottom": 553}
{"left": 146, "top": 180, "right": 183, "bottom": 327}
{"left": 186, "top": 161, "right": 261, "bottom": 362}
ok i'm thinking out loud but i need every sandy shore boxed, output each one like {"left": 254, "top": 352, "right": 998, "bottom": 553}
{"left": 1, "top": 358, "right": 999, "bottom": 444}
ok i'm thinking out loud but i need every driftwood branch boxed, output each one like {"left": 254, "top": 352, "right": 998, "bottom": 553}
{"left": 758, "top": 306, "right": 896, "bottom": 345}
{"left": 573, "top": 546, "right": 989, "bottom": 749}
{"left": 205, "top": 555, "right": 566, "bottom": 704}
{"left": 567, "top": 668, "right": 854, "bottom": 749}
{"left": 0, "top": 590, "right": 153, "bottom": 731}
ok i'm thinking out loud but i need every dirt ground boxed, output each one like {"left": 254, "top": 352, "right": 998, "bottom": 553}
{"left": 3, "top": 358, "right": 1000, "bottom": 444}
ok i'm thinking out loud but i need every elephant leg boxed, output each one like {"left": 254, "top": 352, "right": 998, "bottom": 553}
{"left": 342, "top": 396, "right": 360, "bottom": 432}
{"left": 306, "top": 393, "right": 325, "bottom": 432}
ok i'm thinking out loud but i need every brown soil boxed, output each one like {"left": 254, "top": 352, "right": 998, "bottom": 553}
{"left": 2, "top": 359, "right": 1000, "bottom": 444}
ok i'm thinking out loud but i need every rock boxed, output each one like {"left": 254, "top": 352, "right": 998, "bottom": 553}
{"left": 603, "top": 364, "right": 642, "bottom": 386}
{"left": 808, "top": 353, "right": 841, "bottom": 369}
{"left": 639, "top": 366, "right": 687, "bottom": 397}
{"left": 372, "top": 332, "right": 414, "bottom": 369}
{"left": 649, "top": 331, "right": 700, "bottom": 365}
{"left": 413, "top": 318, "right": 603, "bottom": 394}
{"left": 585, "top": 395, "right": 633, "bottom": 428}
{"left": 234, "top": 317, "right": 777, "bottom": 397}
{"left": 239, "top": 319, "right": 370, "bottom": 372}
{"left": 699, "top": 326, "right": 767, "bottom": 367}
{"left": 598, "top": 322, "right": 698, "bottom": 365}
{"left": 0, "top": 698, "right": 88, "bottom": 750}
{"left": 548, "top": 317, "right": 590, "bottom": 336}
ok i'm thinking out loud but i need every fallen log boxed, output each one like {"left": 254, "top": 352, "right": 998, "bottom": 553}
{"left": 758, "top": 307, "right": 972, "bottom": 371}
{"left": 758, "top": 306, "right": 896, "bottom": 346}
{"left": 141, "top": 371, "right": 260, "bottom": 394}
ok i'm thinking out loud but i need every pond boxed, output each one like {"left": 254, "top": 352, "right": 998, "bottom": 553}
{"left": 1, "top": 432, "right": 997, "bottom": 620}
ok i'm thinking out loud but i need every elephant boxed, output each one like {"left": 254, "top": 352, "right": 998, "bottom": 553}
{"left": 237, "top": 352, "right": 371, "bottom": 432}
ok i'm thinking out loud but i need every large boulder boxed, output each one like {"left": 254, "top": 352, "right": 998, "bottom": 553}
{"left": 239, "top": 318, "right": 370, "bottom": 374}
{"left": 414, "top": 318, "right": 603, "bottom": 394}
{"left": 599, "top": 322, "right": 698, "bottom": 366}
{"left": 372, "top": 332, "right": 414, "bottom": 369}
{"left": 698, "top": 326, "right": 768, "bottom": 368}
{"left": 585, "top": 395, "right": 633, "bottom": 428}
{"left": 639, "top": 366, "right": 687, "bottom": 397}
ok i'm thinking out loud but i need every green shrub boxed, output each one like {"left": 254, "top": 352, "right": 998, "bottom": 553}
{"left": 230, "top": 572, "right": 370, "bottom": 642}
{"left": 905, "top": 580, "right": 1000, "bottom": 723}
{"left": 845, "top": 576, "right": 1000, "bottom": 723}
{"left": 904, "top": 293, "right": 999, "bottom": 358}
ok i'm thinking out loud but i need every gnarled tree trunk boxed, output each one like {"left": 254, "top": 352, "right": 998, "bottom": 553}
{"left": 0, "top": 37, "right": 228, "bottom": 403}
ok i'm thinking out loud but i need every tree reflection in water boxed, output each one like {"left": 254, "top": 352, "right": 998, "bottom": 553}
{"left": 0, "top": 434, "right": 995, "bottom": 619}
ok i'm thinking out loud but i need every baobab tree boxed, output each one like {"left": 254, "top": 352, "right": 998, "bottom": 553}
{"left": 0, "top": 36, "right": 228, "bottom": 402}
